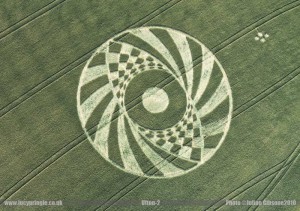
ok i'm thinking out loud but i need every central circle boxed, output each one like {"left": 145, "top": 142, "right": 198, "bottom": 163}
{"left": 125, "top": 69, "right": 187, "bottom": 130}
{"left": 142, "top": 87, "right": 169, "bottom": 113}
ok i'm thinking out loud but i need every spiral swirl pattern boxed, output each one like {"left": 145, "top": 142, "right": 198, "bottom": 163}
{"left": 77, "top": 27, "right": 232, "bottom": 178}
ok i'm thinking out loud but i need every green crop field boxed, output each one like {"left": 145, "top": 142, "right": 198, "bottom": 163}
{"left": 0, "top": 0, "right": 299, "bottom": 210}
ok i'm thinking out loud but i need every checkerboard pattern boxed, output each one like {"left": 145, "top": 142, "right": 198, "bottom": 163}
{"left": 106, "top": 41, "right": 166, "bottom": 107}
{"left": 103, "top": 41, "right": 209, "bottom": 163}
{"left": 139, "top": 100, "right": 204, "bottom": 162}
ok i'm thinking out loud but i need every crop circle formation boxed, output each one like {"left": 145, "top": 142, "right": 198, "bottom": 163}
{"left": 77, "top": 26, "right": 233, "bottom": 178}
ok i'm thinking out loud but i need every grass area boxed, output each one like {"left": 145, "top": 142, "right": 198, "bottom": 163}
{"left": 0, "top": 0, "right": 54, "bottom": 32}
{"left": 0, "top": 0, "right": 299, "bottom": 210}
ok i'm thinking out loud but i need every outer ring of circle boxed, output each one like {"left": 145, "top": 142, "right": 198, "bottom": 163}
{"left": 77, "top": 26, "right": 233, "bottom": 178}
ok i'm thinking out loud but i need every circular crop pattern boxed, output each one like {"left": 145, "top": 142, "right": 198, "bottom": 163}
{"left": 77, "top": 27, "right": 233, "bottom": 178}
